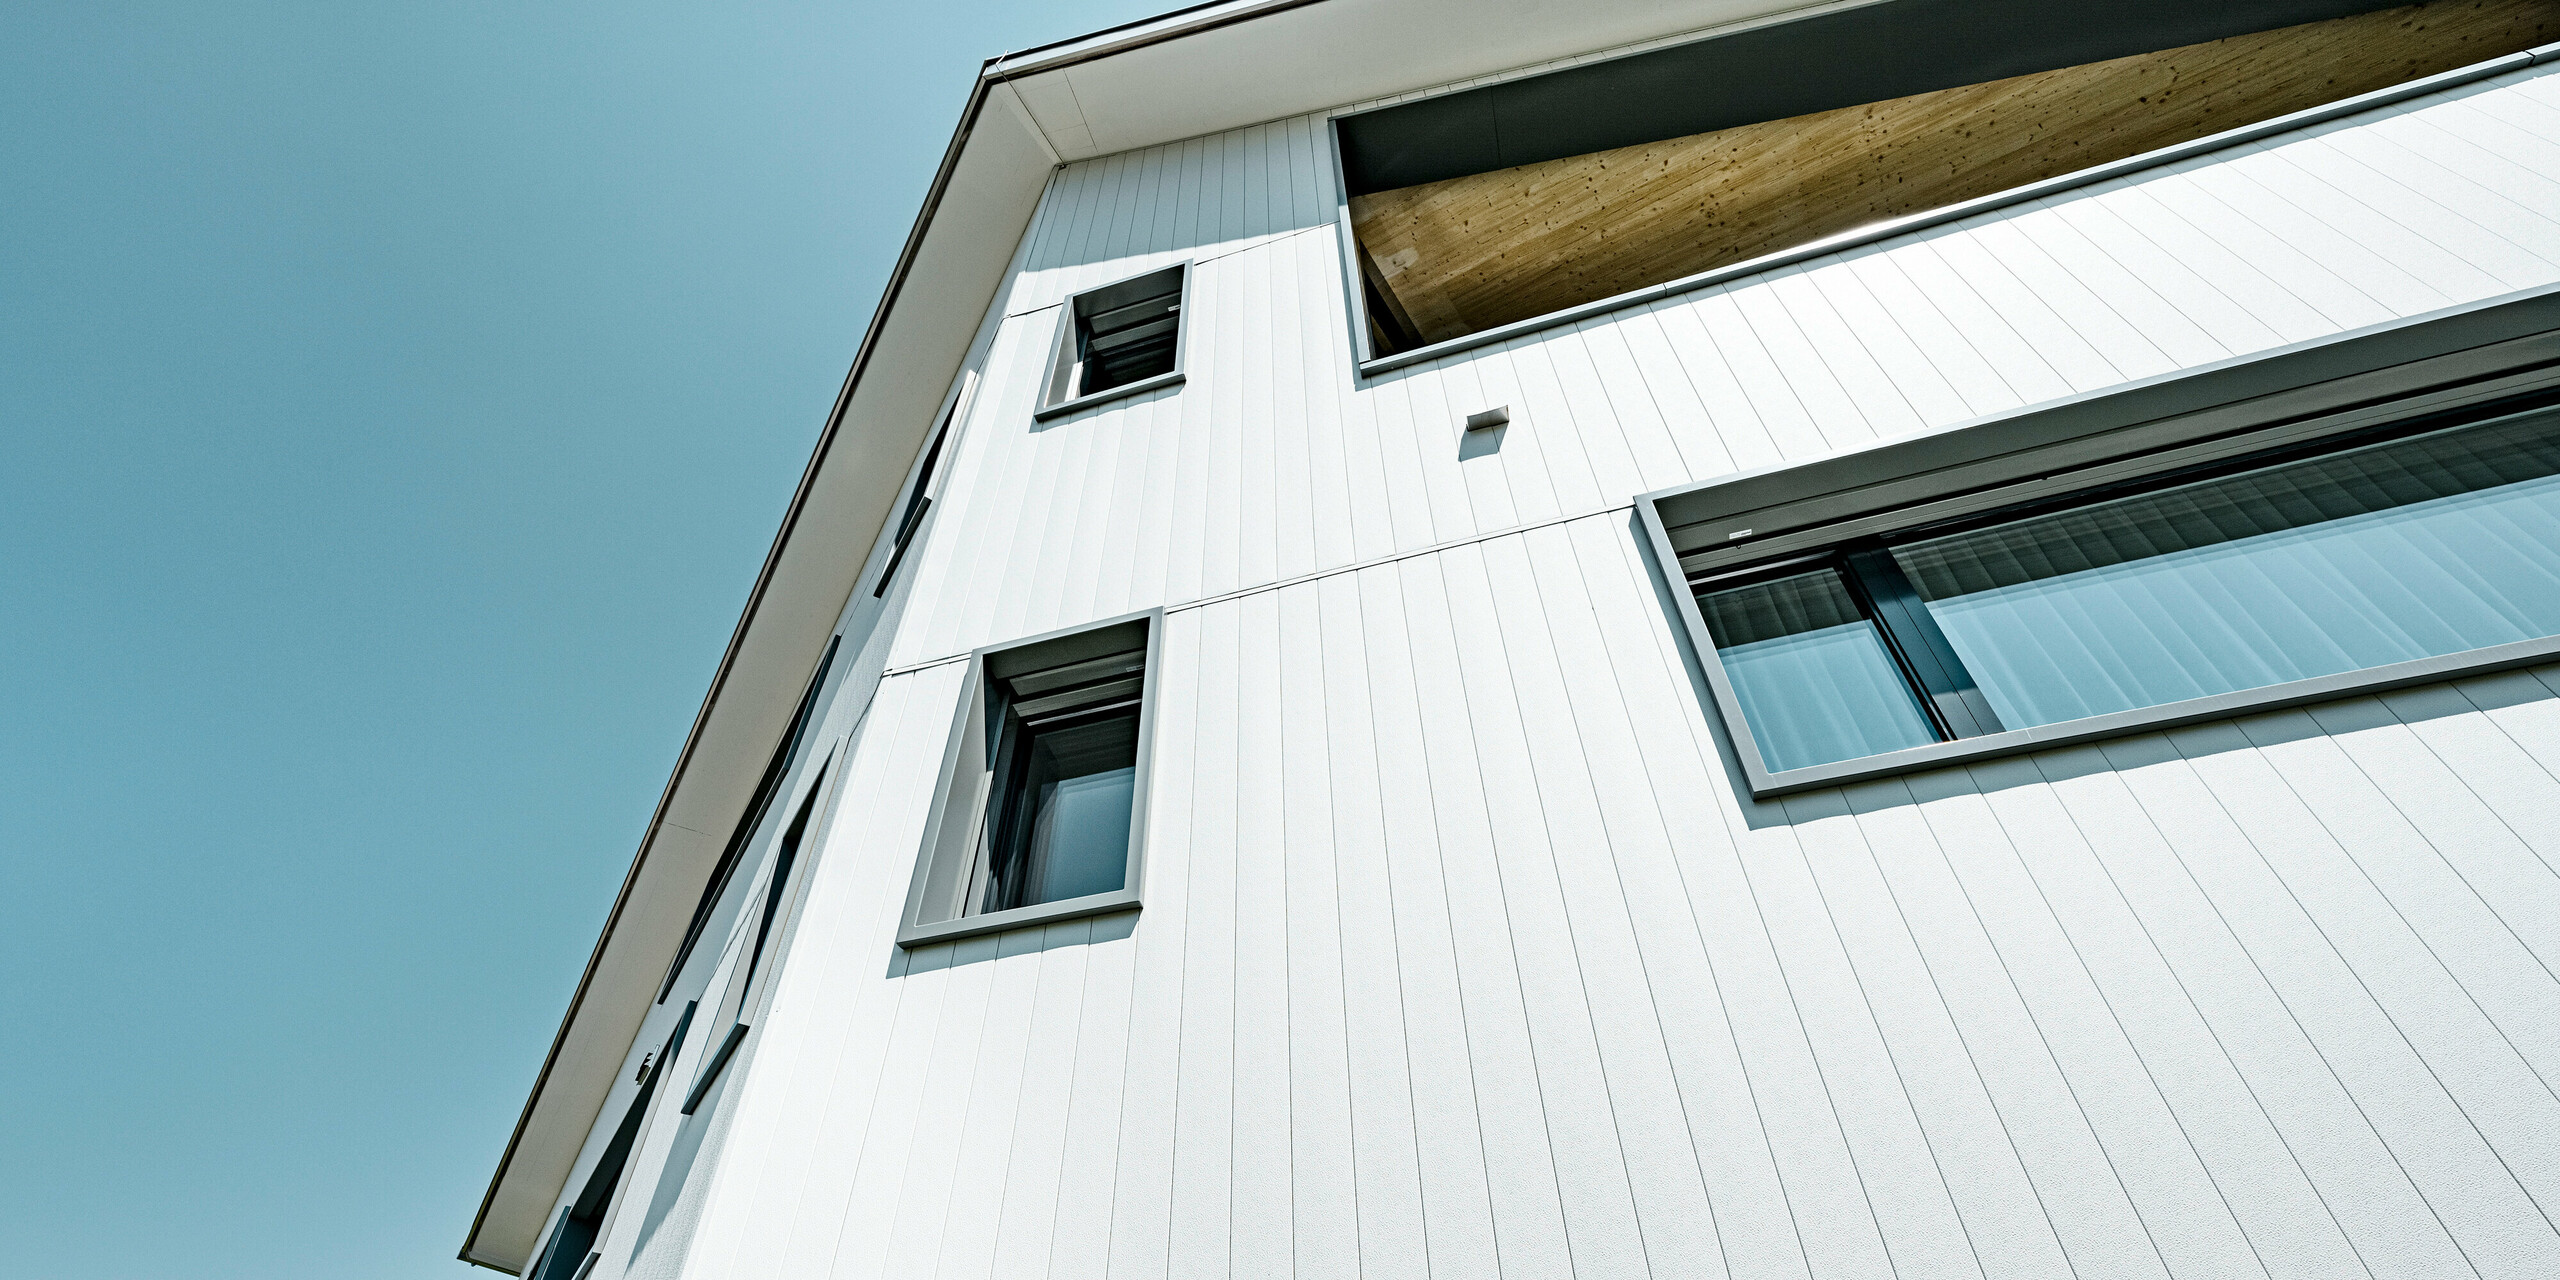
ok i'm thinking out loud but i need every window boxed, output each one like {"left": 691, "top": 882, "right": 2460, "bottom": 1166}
{"left": 1641, "top": 295, "right": 2560, "bottom": 796}
{"left": 1037, "top": 264, "right": 1188, "bottom": 419}
{"left": 899, "top": 611, "right": 1160, "bottom": 946}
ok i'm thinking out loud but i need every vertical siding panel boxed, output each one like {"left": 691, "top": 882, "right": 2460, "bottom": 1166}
{"left": 1996, "top": 748, "right": 2365, "bottom": 1280}
{"left": 1281, "top": 584, "right": 1361, "bottom": 1278}
{"left": 1090, "top": 612, "right": 1205, "bottom": 1280}
{"left": 833, "top": 933, "right": 986, "bottom": 1279}
{"left": 1762, "top": 790, "right": 1987, "bottom": 1280}
{"left": 1759, "top": 267, "right": 1927, "bottom": 441}
{"left": 1442, "top": 357, "right": 1524, "bottom": 532}
{"left": 1916, "top": 761, "right": 2242, "bottom": 1278}
{"left": 1793, "top": 254, "right": 1980, "bottom": 426}
{"left": 1314, "top": 573, "right": 1432, "bottom": 1280}
{"left": 1685, "top": 289, "right": 1847, "bottom": 458}
{"left": 1269, "top": 235, "right": 1321, "bottom": 582}
{"left": 1611, "top": 307, "right": 1744, "bottom": 490}
{"left": 1229, "top": 589, "right": 1296, "bottom": 1276}
{"left": 1295, "top": 234, "right": 1360, "bottom": 572}
{"left": 1564, "top": 320, "right": 1692, "bottom": 486}
{"left": 1845, "top": 775, "right": 2168, "bottom": 1280}
{"left": 1574, "top": 519, "right": 1823, "bottom": 1280}
{"left": 2017, "top": 748, "right": 2468, "bottom": 1280}
{"left": 1517, "top": 524, "right": 1747, "bottom": 1279}
{"left": 1507, "top": 337, "right": 1634, "bottom": 510}
{"left": 2001, "top": 198, "right": 2251, "bottom": 368}
{"left": 992, "top": 390, "right": 1103, "bottom": 644}
{"left": 1159, "top": 603, "right": 1239, "bottom": 1280}
{"left": 1393, "top": 553, "right": 1578, "bottom": 1279}
{"left": 1033, "top": 924, "right": 1136, "bottom": 1280}
{"left": 1462, "top": 344, "right": 1578, "bottom": 524}
{"left": 2094, "top": 732, "right": 2560, "bottom": 1279}
{"left": 1440, "top": 539, "right": 1650, "bottom": 1277}
{"left": 2367, "top": 682, "right": 2560, "bottom": 964}
{"left": 2243, "top": 701, "right": 2560, "bottom": 1082}
{"left": 716, "top": 673, "right": 931, "bottom": 1279}
{"left": 2319, "top": 126, "right": 2560, "bottom": 274}
{"left": 1354, "top": 563, "right": 1504, "bottom": 1280}
{"left": 1196, "top": 254, "right": 1247, "bottom": 599}
{"left": 1885, "top": 240, "right": 2076, "bottom": 406}
{"left": 2238, "top": 139, "right": 2516, "bottom": 298}
{"left": 1231, "top": 251, "right": 1282, "bottom": 593}
{"left": 1959, "top": 207, "right": 2197, "bottom": 378}
{"left": 2179, "top": 158, "right": 2453, "bottom": 318}
{"left": 1804, "top": 780, "right": 2072, "bottom": 1279}
{"left": 1723, "top": 282, "right": 1890, "bottom": 450}
{"left": 980, "top": 922, "right": 1101, "bottom": 1280}
{"left": 2056, "top": 183, "right": 2343, "bottom": 343}
{"left": 1309, "top": 246, "right": 1399, "bottom": 564}
{"left": 2161, "top": 722, "right": 2560, "bottom": 1216}
{"left": 938, "top": 922, "right": 1091, "bottom": 1280}
{"left": 899, "top": 315, "right": 1042, "bottom": 662}
{"left": 882, "top": 930, "right": 1033, "bottom": 1278}
{"left": 1835, "top": 246, "right": 2029, "bottom": 420}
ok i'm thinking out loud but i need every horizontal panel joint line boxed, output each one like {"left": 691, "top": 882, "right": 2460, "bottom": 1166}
{"left": 878, "top": 501, "right": 1638, "bottom": 676}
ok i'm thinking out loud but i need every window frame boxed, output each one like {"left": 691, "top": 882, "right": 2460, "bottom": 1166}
{"left": 1034, "top": 263, "right": 1192, "bottom": 421}
{"left": 896, "top": 608, "right": 1164, "bottom": 947}
{"left": 1638, "top": 287, "right": 2560, "bottom": 798}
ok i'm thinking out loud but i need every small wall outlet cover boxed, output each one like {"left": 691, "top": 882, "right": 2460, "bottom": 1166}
{"left": 1464, "top": 407, "right": 1509, "bottom": 432}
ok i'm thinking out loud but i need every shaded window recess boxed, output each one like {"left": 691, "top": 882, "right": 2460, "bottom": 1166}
{"left": 1038, "top": 264, "right": 1189, "bottom": 418}
{"left": 875, "top": 407, "right": 953, "bottom": 597}
{"left": 683, "top": 753, "right": 829, "bottom": 1117}
{"left": 1669, "top": 386, "right": 2560, "bottom": 789}
{"left": 656, "top": 632, "right": 839, "bottom": 1003}
{"left": 527, "top": 1000, "right": 697, "bottom": 1280}
{"left": 1337, "top": 0, "right": 2558, "bottom": 356}
{"left": 898, "top": 611, "right": 1161, "bottom": 947}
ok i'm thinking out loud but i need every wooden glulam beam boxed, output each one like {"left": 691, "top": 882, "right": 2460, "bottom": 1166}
{"left": 1351, "top": 0, "right": 2560, "bottom": 348}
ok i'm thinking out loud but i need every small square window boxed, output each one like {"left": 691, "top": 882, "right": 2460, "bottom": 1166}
{"left": 1036, "top": 264, "right": 1189, "bottom": 419}
{"left": 898, "top": 611, "right": 1161, "bottom": 946}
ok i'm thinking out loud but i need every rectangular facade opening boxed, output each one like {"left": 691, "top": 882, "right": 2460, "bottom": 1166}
{"left": 1339, "top": 0, "right": 2559, "bottom": 356}
{"left": 1667, "top": 386, "right": 2560, "bottom": 788}
{"left": 898, "top": 612, "right": 1160, "bottom": 946}
{"left": 1041, "top": 264, "right": 1188, "bottom": 416}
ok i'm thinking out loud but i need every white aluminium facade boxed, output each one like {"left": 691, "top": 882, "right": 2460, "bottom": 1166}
{"left": 469, "top": 2, "right": 2560, "bottom": 1277}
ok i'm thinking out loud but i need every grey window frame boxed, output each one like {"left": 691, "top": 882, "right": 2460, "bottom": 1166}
{"left": 1034, "top": 263, "right": 1191, "bottom": 421}
{"left": 897, "top": 608, "right": 1164, "bottom": 947}
{"left": 1639, "top": 285, "right": 2560, "bottom": 798}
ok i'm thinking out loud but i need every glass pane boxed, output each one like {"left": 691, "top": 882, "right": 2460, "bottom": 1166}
{"left": 1892, "top": 409, "right": 2560, "bottom": 728}
{"left": 1699, "top": 568, "right": 1941, "bottom": 772}
{"left": 1012, "top": 711, "right": 1139, "bottom": 906}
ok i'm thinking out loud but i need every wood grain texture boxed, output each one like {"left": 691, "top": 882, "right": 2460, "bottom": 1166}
{"left": 1351, "top": 0, "right": 2560, "bottom": 345}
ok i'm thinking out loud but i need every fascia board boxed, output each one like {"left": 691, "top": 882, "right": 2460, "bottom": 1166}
{"left": 991, "top": 0, "right": 1854, "bottom": 160}
{"left": 460, "top": 72, "right": 1056, "bottom": 1276}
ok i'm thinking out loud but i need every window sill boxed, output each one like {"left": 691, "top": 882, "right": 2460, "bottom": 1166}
{"left": 1032, "top": 370, "right": 1184, "bottom": 422}
{"left": 895, "top": 887, "right": 1141, "bottom": 949}
{"left": 1730, "top": 635, "right": 2560, "bottom": 799}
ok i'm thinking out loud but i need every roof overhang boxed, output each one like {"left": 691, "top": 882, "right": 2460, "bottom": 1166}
{"left": 460, "top": 0, "right": 1909, "bottom": 1270}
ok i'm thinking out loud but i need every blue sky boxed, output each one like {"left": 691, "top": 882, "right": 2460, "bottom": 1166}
{"left": 0, "top": 3, "right": 1154, "bottom": 1275}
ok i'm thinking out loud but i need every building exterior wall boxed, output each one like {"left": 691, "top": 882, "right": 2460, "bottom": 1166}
{"left": 555, "top": 54, "right": 2560, "bottom": 1280}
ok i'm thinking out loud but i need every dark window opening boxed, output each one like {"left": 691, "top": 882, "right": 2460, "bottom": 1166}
{"left": 1044, "top": 265, "right": 1187, "bottom": 413}
{"left": 977, "top": 643, "right": 1145, "bottom": 912}
{"left": 1689, "top": 396, "right": 2560, "bottom": 775}
{"left": 875, "top": 410, "right": 952, "bottom": 596}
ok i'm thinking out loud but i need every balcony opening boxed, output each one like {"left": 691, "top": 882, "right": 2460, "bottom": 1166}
{"left": 1339, "top": 0, "right": 2560, "bottom": 357}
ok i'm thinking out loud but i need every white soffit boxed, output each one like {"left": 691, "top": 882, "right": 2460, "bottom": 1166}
{"left": 997, "top": 0, "right": 1852, "bottom": 159}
